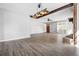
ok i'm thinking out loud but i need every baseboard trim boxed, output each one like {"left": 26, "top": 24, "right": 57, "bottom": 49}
{"left": 0, "top": 35, "right": 31, "bottom": 42}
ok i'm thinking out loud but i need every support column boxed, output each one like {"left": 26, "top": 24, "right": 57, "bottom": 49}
{"left": 73, "top": 3, "right": 77, "bottom": 45}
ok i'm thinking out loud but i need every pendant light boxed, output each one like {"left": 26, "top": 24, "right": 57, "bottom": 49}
{"left": 30, "top": 3, "right": 49, "bottom": 19}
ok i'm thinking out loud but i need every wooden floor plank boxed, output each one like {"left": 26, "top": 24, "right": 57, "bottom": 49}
{"left": 0, "top": 33, "right": 79, "bottom": 56}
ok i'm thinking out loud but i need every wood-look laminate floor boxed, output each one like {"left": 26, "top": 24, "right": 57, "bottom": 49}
{"left": 0, "top": 33, "right": 79, "bottom": 56}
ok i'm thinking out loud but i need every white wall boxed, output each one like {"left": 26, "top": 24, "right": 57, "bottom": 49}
{"left": 50, "top": 22, "right": 57, "bottom": 33}
{"left": 30, "top": 20, "right": 45, "bottom": 34}
{"left": 0, "top": 8, "right": 4, "bottom": 40}
{"left": 0, "top": 3, "right": 33, "bottom": 41}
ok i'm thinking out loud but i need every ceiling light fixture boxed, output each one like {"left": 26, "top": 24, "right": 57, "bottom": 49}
{"left": 30, "top": 3, "right": 49, "bottom": 19}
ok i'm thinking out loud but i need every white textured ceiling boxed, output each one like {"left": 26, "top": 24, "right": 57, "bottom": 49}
{"left": 39, "top": 3, "right": 70, "bottom": 11}
{"left": 0, "top": 3, "right": 72, "bottom": 15}
{"left": 0, "top": 3, "right": 70, "bottom": 11}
